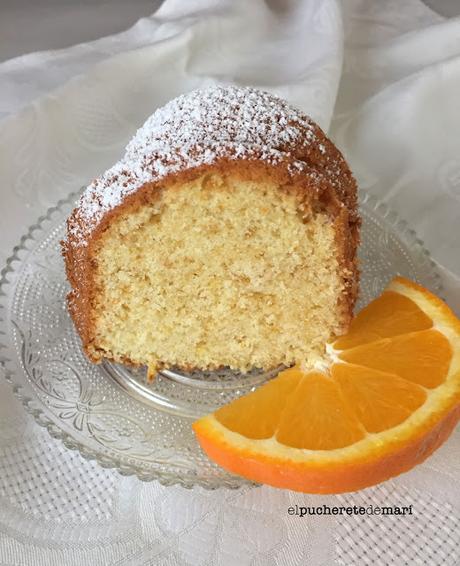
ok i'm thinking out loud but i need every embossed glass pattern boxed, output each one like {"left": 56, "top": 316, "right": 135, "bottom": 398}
{"left": 0, "top": 190, "right": 441, "bottom": 488}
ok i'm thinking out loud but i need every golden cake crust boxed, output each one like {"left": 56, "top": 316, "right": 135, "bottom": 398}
{"left": 62, "top": 86, "right": 360, "bottom": 368}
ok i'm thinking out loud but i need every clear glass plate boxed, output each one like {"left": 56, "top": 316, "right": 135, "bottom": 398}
{"left": 0, "top": 190, "right": 442, "bottom": 488}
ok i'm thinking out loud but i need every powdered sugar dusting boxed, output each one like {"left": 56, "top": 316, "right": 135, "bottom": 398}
{"left": 69, "top": 85, "right": 333, "bottom": 246}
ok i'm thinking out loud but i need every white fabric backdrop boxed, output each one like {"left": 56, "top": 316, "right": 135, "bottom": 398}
{"left": 0, "top": 0, "right": 459, "bottom": 564}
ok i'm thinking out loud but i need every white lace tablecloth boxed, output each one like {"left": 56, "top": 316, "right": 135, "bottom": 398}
{"left": 0, "top": 1, "right": 459, "bottom": 564}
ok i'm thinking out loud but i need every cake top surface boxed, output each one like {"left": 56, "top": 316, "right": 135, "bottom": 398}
{"left": 69, "top": 85, "right": 339, "bottom": 246}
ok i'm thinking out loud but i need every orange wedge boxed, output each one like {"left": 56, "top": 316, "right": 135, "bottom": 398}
{"left": 193, "top": 277, "right": 460, "bottom": 493}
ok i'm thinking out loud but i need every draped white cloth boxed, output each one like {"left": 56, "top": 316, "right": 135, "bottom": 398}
{"left": 0, "top": 1, "right": 459, "bottom": 564}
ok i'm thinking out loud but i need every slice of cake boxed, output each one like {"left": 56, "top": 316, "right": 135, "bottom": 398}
{"left": 63, "top": 85, "right": 360, "bottom": 375}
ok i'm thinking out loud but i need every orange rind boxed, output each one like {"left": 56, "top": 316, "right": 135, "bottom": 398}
{"left": 193, "top": 277, "right": 460, "bottom": 493}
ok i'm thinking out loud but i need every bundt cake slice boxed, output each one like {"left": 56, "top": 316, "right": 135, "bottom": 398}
{"left": 63, "top": 86, "right": 360, "bottom": 376}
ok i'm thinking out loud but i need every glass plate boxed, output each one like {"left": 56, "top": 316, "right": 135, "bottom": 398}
{"left": 0, "top": 190, "right": 441, "bottom": 489}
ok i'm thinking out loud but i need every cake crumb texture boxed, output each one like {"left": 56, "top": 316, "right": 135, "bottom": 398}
{"left": 93, "top": 174, "right": 344, "bottom": 371}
